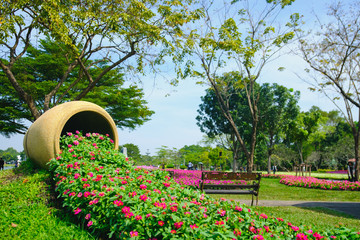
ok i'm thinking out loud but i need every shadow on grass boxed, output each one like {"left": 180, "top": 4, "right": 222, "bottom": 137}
{"left": 293, "top": 202, "right": 360, "bottom": 220}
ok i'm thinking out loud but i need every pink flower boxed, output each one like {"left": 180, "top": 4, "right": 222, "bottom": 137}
{"left": 260, "top": 213, "right": 268, "bottom": 219}
{"left": 158, "top": 221, "right": 165, "bottom": 226}
{"left": 235, "top": 206, "right": 242, "bottom": 211}
{"left": 98, "top": 192, "right": 105, "bottom": 197}
{"left": 139, "top": 195, "right": 148, "bottom": 201}
{"left": 87, "top": 221, "right": 93, "bottom": 227}
{"left": 125, "top": 212, "right": 134, "bottom": 218}
{"left": 217, "top": 209, "right": 226, "bottom": 216}
{"left": 67, "top": 132, "right": 72, "bottom": 136}
{"left": 234, "top": 229, "right": 241, "bottom": 236}
{"left": 215, "top": 220, "right": 224, "bottom": 225}
{"left": 313, "top": 232, "right": 324, "bottom": 240}
{"left": 73, "top": 140, "right": 79, "bottom": 145}
{"left": 190, "top": 224, "right": 198, "bottom": 229}
{"left": 296, "top": 233, "right": 308, "bottom": 240}
{"left": 77, "top": 192, "right": 83, "bottom": 198}
{"left": 74, "top": 173, "right": 80, "bottom": 179}
{"left": 89, "top": 198, "right": 98, "bottom": 205}
{"left": 129, "top": 192, "right": 137, "bottom": 197}
{"left": 135, "top": 215, "right": 142, "bottom": 221}
{"left": 174, "top": 222, "right": 183, "bottom": 229}
{"left": 74, "top": 208, "right": 81, "bottom": 215}
{"left": 139, "top": 184, "right": 147, "bottom": 189}
{"left": 88, "top": 172, "right": 94, "bottom": 177}
{"left": 84, "top": 191, "right": 91, "bottom": 197}
{"left": 253, "top": 235, "right": 264, "bottom": 240}
{"left": 85, "top": 213, "right": 91, "bottom": 220}
{"left": 292, "top": 226, "right": 300, "bottom": 231}
{"left": 130, "top": 231, "right": 138, "bottom": 237}
{"left": 122, "top": 206, "right": 131, "bottom": 213}
{"left": 171, "top": 230, "right": 176, "bottom": 234}
{"left": 114, "top": 200, "right": 124, "bottom": 206}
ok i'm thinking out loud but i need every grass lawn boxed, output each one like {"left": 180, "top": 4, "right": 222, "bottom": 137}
{"left": 252, "top": 206, "right": 360, "bottom": 232}
{"left": 212, "top": 178, "right": 360, "bottom": 201}
{"left": 210, "top": 177, "right": 360, "bottom": 232}
{"left": 0, "top": 163, "right": 98, "bottom": 240}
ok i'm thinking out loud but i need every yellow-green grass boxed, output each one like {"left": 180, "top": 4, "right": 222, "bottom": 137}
{"left": 0, "top": 162, "right": 98, "bottom": 240}
{"left": 252, "top": 206, "right": 360, "bottom": 232}
{"left": 212, "top": 178, "right": 360, "bottom": 201}
{"left": 211, "top": 177, "right": 360, "bottom": 232}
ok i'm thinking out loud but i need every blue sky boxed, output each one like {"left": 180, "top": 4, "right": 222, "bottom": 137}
{"left": 0, "top": 0, "right": 343, "bottom": 155}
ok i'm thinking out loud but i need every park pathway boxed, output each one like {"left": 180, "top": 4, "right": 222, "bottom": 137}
{"left": 237, "top": 200, "right": 360, "bottom": 219}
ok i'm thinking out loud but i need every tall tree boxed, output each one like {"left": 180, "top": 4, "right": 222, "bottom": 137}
{"left": 298, "top": 1, "right": 360, "bottom": 180}
{"left": 0, "top": 39, "right": 154, "bottom": 135}
{"left": 285, "top": 107, "right": 322, "bottom": 164}
{"left": 196, "top": 73, "right": 256, "bottom": 172}
{"left": 0, "top": 0, "right": 202, "bottom": 131}
{"left": 183, "top": 0, "right": 299, "bottom": 173}
{"left": 197, "top": 81, "right": 300, "bottom": 172}
{"left": 258, "top": 83, "right": 300, "bottom": 174}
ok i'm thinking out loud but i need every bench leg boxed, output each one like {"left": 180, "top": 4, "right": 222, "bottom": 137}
{"left": 251, "top": 194, "right": 254, "bottom": 206}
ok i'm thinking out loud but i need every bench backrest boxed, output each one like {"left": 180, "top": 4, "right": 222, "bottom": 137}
{"left": 201, "top": 171, "right": 261, "bottom": 181}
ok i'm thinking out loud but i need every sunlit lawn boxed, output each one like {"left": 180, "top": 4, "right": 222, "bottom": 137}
{"left": 211, "top": 178, "right": 360, "bottom": 201}
{"left": 210, "top": 177, "right": 360, "bottom": 232}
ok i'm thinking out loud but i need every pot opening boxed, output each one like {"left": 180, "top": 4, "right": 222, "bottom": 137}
{"left": 61, "top": 111, "right": 116, "bottom": 141}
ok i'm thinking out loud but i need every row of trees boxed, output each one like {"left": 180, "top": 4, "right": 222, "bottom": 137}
{"left": 0, "top": 147, "right": 25, "bottom": 163}
{"left": 1, "top": 0, "right": 359, "bottom": 179}
{"left": 122, "top": 98, "right": 353, "bottom": 172}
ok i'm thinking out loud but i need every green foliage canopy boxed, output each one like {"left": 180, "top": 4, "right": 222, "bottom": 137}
{"left": 0, "top": 0, "right": 203, "bottom": 135}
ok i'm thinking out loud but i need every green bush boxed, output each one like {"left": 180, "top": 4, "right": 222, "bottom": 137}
{"left": 316, "top": 169, "right": 334, "bottom": 173}
{"left": 179, "top": 165, "right": 186, "bottom": 170}
{"left": 166, "top": 164, "right": 174, "bottom": 169}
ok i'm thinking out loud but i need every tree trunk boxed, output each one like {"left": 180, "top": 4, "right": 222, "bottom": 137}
{"left": 0, "top": 62, "right": 41, "bottom": 121}
{"left": 354, "top": 122, "right": 360, "bottom": 181}
{"left": 267, "top": 152, "right": 272, "bottom": 174}
{"left": 267, "top": 135, "right": 274, "bottom": 174}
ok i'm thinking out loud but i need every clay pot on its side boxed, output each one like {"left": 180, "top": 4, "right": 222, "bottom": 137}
{"left": 23, "top": 101, "right": 119, "bottom": 169}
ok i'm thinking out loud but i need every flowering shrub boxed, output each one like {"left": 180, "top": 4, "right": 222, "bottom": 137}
{"left": 279, "top": 175, "right": 360, "bottom": 191}
{"left": 49, "top": 132, "right": 360, "bottom": 239}
{"left": 326, "top": 170, "right": 347, "bottom": 174}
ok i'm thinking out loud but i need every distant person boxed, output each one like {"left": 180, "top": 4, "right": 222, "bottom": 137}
{"left": 0, "top": 157, "right": 4, "bottom": 170}
{"left": 348, "top": 160, "right": 355, "bottom": 182}
{"left": 188, "top": 162, "right": 193, "bottom": 170}
{"left": 272, "top": 165, "right": 277, "bottom": 174}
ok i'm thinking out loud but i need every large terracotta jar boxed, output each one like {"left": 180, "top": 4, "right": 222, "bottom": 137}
{"left": 23, "top": 101, "right": 119, "bottom": 169}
